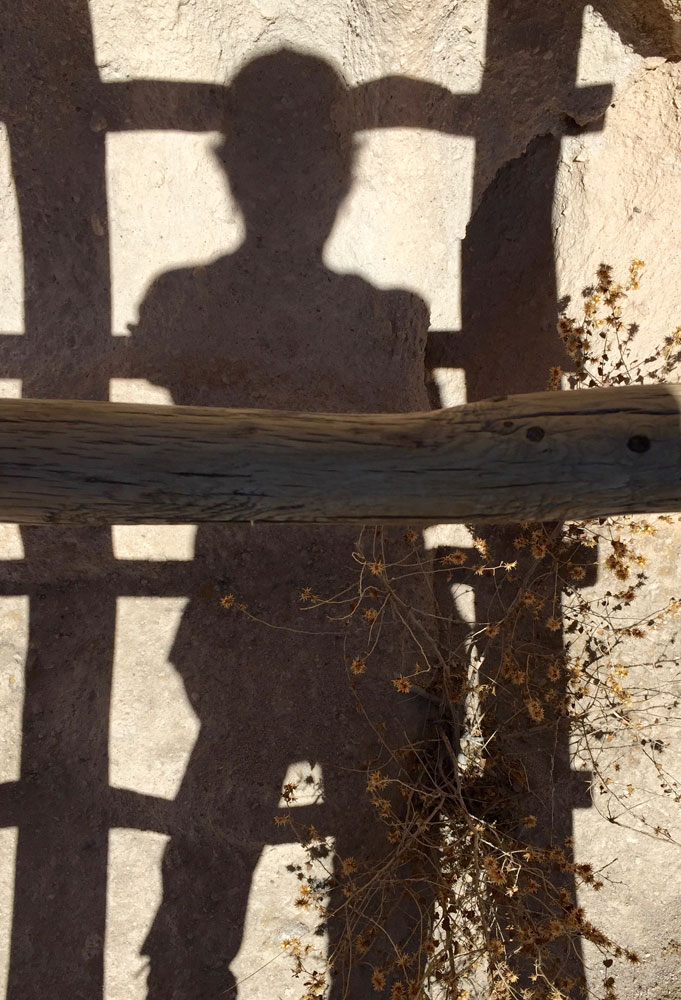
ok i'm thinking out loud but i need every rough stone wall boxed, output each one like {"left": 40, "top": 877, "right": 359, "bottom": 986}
{"left": 1, "top": 2, "right": 681, "bottom": 999}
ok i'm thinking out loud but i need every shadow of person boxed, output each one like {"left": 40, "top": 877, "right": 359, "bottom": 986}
{"left": 128, "top": 49, "right": 431, "bottom": 998}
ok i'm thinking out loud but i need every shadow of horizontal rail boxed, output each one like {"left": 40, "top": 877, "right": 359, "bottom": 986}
{"left": 0, "top": 780, "right": 330, "bottom": 842}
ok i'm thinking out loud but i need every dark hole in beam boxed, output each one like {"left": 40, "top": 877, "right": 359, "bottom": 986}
{"left": 627, "top": 435, "right": 651, "bottom": 453}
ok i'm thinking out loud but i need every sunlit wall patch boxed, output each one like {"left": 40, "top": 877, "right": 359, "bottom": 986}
{"left": 0, "top": 828, "right": 18, "bottom": 1000}
{"left": 109, "top": 597, "right": 198, "bottom": 801}
{"left": 106, "top": 131, "right": 244, "bottom": 338}
{"left": 325, "top": 132, "right": 475, "bottom": 334}
{"left": 104, "top": 829, "right": 168, "bottom": 1000}
{"left": 0, "top": 597, "right": 28, "bottom": 784}
{"left": 0, "top": 126, "right": 24, "bottom": 336}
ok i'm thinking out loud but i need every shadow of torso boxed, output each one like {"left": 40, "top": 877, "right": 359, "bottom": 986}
{"left": 130, "top": 247, "right": 430, "bottom": 997}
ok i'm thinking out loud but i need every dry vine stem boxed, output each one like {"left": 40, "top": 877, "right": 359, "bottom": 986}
{"left": 222, "top": 262, "right": 681, "bottom": 1000}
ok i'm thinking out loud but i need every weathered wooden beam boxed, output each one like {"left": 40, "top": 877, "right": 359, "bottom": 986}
{"left": 0, "top": 386, "right": 678, "bottom": 524}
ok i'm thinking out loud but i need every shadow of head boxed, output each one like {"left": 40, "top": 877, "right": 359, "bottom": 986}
{"left": 213, "top": 49, "right": 357, "bottom": 252}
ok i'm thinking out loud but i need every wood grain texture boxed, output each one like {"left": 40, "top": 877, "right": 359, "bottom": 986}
{"left": 0, "top": 385, "right": 679, "bottom": 524}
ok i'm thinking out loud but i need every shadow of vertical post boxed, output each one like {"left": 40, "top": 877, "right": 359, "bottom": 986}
{"left": 455, "top": 3, "right": 602, "bottom": 994}
{"left": 1, "top": 3, "right": 115, "bottom": 996}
